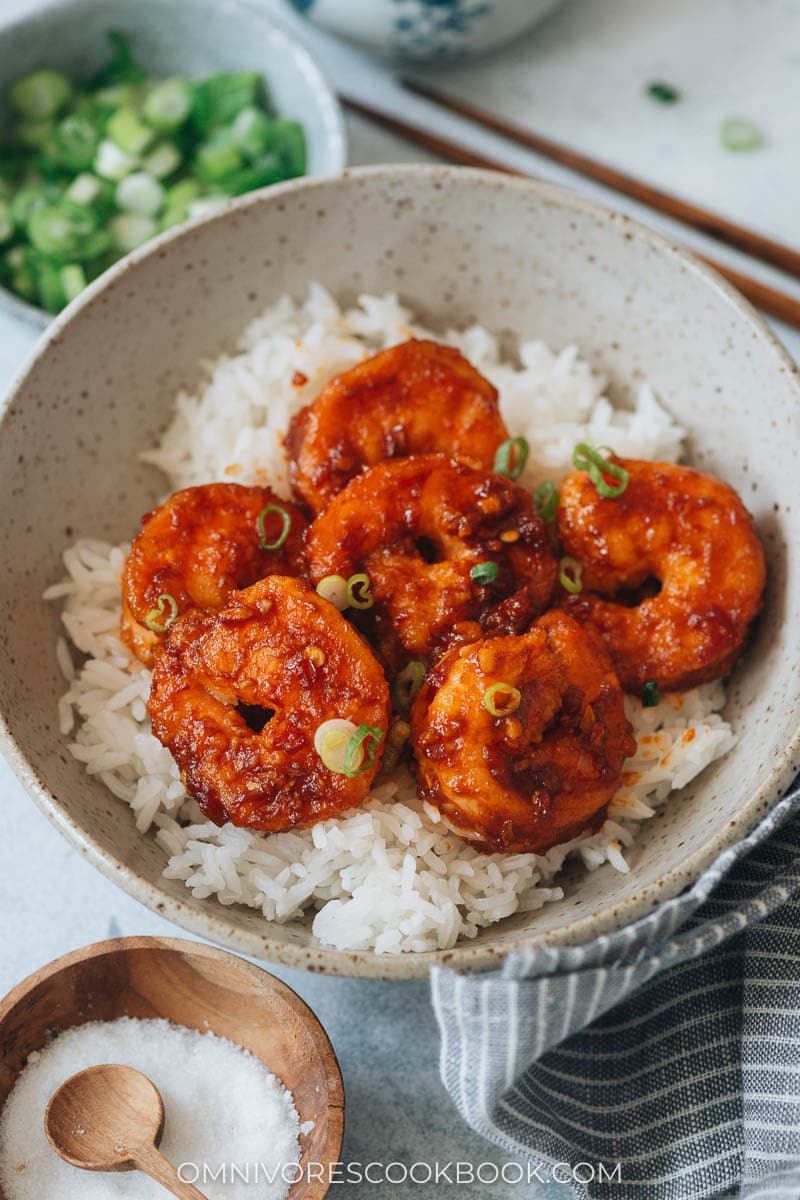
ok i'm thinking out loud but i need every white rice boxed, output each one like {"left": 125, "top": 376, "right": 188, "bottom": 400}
{"left": 46, "top": 288, "right": 735, "bottom": 955}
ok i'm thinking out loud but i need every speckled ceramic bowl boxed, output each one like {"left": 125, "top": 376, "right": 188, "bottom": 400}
{"left": 0, "top": 0, "right": 346, "bottom": 327}
{"left": 1, "top": 166, "right": 799, "bottom": 980}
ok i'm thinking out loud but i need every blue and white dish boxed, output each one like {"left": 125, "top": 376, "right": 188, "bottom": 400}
{"left": 288, "top": 0, "right": 565, "bottom": 62}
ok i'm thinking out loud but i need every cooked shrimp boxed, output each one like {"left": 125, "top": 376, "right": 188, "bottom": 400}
{"left": 411, "top": 610, "right": 635, "bottom": 854}
{"left": 122, "top": 483, "right": 307, "bottom": 666}
{"left": 305, "top": 454, "right": 558, "bottom": 674}
{"left": 557, "top": 457, "right": 766, "bottom": 692}
{"left": 148, "top": 575, "right": 390, "bottom": 831}
{"left": 286, "top": 338, "right": 509, "bottom": 513}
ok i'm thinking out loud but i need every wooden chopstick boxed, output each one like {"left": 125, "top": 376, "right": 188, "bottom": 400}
{"left": 401, "top": 76, "right": 800, "bottom": 283}
{"left": 342, "top": 94, "right": 800, "bottom": 332}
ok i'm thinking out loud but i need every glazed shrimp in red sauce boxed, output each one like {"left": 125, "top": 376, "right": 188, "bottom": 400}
{"left": 411, "top": 611, "right": 635, "bottom": 854}
{"left": 287, "top": 338, "right": 509, "bottom": 514}
{"left": 557, "top": 457, "right": 766, "bottom": 691}
{"left": 306, "top": 454, "right": 558, "bottom": 674}
{"left": 122, "top": 483, "right": 307, "bottom": 665}
{"left": 148, "top": 575, "right": 390, "bottom": 831}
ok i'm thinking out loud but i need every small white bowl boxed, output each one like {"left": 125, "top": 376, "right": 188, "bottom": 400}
{"left": 0, "top": 0, "right": 346, "bottom": 328}
{"left": 287, "top": 0, "right": 566, "bottom": 62}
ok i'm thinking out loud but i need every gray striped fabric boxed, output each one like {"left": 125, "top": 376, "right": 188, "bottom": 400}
{"left": 431, "top": 779, "right": 800, "bottom": 1200}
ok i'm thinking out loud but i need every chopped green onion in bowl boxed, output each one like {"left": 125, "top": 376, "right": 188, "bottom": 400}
{"left": 0, "top": 30, "right": 310, "bottom": 315}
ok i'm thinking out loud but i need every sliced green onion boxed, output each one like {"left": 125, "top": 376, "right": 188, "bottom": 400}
{"left": 193, "top": 133, "right": 243, "bottom": 184}
{"left": 94, "top": 138, "right": 136, "bottom": 181}
{"left": 493, "top": 436, "right": 529, "bottom": 480}
{"left": 9, "top": 70, "right": 73, "bottom": 121}
{"left": 109, "top": 212, "right": 156, "bottom": 253}
{"left": 115, "top": 171, "right": 164, "bottom": 217}
{"left": 50, "top": 114, "right": 98, "bottom": 171}
{"left": 314, "top": 719, "right": 384, "bottom": 777}
{"left": 35, "top": 261, "right": 67, "bottom": 313}
{"left": 559, "top": 556, "right": 583, "bottom": 594}
{"left": 720, "top": 116, "right": 762, "bottom": 152}
{"left": 315, "top": 574, "right": 348, "bottom": 611}
{"left": 390, "top": 661, "right": 425, "bottom": 715}
{"left": 27, "top": 202, "right": 96, "bottom": 258}
{"left": 344, "top": 723, "right": 384, "bottom": 778}
{"left": 142, "top": 141, "right": 182, "bottom": 180}
{"left": 314, "top": 719, "right": 357, "bottom": 774}
{"left": 381, "top": 718, "right": 411, "bottom": 774}
{"left": 257, "top": 503, "right": 291, "bottom": 550}
{"left": 107, "top": 106, "right": 156, "bottom": 156}
{"left": 16, "top": 120, "right": 53, "bottom": 149}
{"left": 271, "top": 119, "right": 307, "bottom": 176}
{"left": 0, "top": 202, "right": 12, "bottom": 245}
{"left": 533, "top": 480, "right": 559, "bottom": 521}
{"left": 60, "top": 263, "right": 86, "bottom": 302}
{"left": 572, "top": 442, "right": 630, "bottom": 498}
{"left": 232, "top": 106, "right": 273, "bottom": 159}
{"left": 470, "top": 561, "right": 499, "bottom": 585}
{"left": 143, "top": 77, "right": 193, "bottom": 132}
{"left": 646, "top": 81, "right": 680, "bottom": 104}
{"left": 641, "top": 681, "right": 661, "bottom": 708}
{"left": 483, "top": 682, "right": 522, "bottom": 718}
{"left": 67, "top": 172, "right": 103, "bottom": 206}
{"left": 144, "top": 592, "right": 178, "bottom": 633}
{"left": 191, "top": 71, "right": 262, "bottom": 131}
{"left": 345, "top": 573, "right": 373, "bottom": 610}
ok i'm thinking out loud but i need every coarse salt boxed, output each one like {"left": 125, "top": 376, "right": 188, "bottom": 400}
{"left": 0, "top": 1017, "right": 305, "bottom": 1200}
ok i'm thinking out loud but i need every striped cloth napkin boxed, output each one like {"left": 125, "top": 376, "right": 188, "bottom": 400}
{"left": 431, "top": 779, "right": 800, "bottom": 1200}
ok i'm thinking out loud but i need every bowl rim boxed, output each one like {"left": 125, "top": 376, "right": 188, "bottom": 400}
{"left": 0, "top": 935, "right": 344, "bottom": 1200}
{"left": 2, "top": 163, "right": 800, "bottom": 980}
{"left": 0, "top": 0, "right": 348, "bottom": 328}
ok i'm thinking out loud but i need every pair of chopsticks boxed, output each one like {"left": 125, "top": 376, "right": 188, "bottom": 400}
{"left": 342, "top": 81, "right": 800, "bottom": 331}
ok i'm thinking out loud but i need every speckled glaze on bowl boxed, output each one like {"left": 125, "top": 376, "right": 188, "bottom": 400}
{"left": 1, "top": 166, "right": 799, "bottom": 981}
{"left": 0, "top": 0, "right": 346, "bottom": 327}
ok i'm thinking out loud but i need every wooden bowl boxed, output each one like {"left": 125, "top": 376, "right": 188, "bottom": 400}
{"left": 0, "top": 937, "right": 344, "bottom": 1199}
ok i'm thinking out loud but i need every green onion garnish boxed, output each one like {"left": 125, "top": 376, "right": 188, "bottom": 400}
{"left": 646, "top": 81, "right": 680, "bottom": 104}
{"left": 641, "top": 681, "right": 661, "bottom": 708}
{"left": 719, "top": 116, "right": 762, "bottom": 152}
{"left": 381, "top": 717, "right": 411, "bottom": 774}
{"left": 316, "top": 575, "right": 348, "bottom": 611}
{"left": 314, "top": 719, "right": 357, "bottom": 774}
{"left": 559, "top": 556, "right": 583, "bottom": 594}
{"left": 470, "top": 561, "right": 499, "bottom": 585}
{"left": 144, "top": 592, "right": 178, "bottom": 633}
{"left": 345, "top": 573, "right": 374, "bottom": 610}
{"left": 572, "top": 442, "right": 630, "bottom": 498}
{"left": 483, "top": 682, "right": 522, "bottom": 718}
{"left": 344, "top": 723, "right": 384, "bottom": 778}
{"left": 257, "top": 504, "right": 290, "bottom": 550}
{"left": 533, "top": 480, "right": 558, "bottom": 522}
{"left": 493, "top": 436, "right": 529, "bottom": 480}
{"left": 0, "top": 38, "right": 309, "bottom": 315}
{"left": 391, "top": 661, "right": 425, "bottom": 715}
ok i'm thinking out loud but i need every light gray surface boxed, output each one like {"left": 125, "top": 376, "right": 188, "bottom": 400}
{"left": 0, "top": 0, "right": 798, "bottom": 1195}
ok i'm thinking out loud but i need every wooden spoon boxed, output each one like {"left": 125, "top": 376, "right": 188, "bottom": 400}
{"left": 44, "top": 1064, "right": 209, "bottom": 1199}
